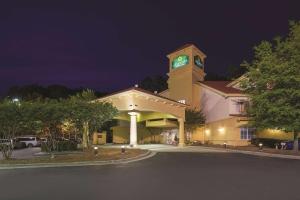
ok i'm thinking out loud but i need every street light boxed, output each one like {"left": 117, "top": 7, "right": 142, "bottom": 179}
{"left": 12, "top": 98, "right": 20, "bottom": 103}
{"left": 12, "top": 98, "right": 21, "bottom": 106}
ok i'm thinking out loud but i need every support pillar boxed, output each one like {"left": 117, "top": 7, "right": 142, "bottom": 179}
{"left": 128, "top": 112, "right": 138, "bottom": 146}
{"left": 178, "top": 118, "right": 185, "bottom": 147}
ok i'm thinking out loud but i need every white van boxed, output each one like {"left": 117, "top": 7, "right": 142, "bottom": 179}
{"left": 15, "top": 136, "right": 41, "bottom": 148}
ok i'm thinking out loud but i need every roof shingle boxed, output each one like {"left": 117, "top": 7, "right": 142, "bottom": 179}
{"left": 200, "top": 81, "right": 242, "bottom": 94}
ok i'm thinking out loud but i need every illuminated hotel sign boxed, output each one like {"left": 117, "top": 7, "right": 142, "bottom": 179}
{"left": 172, "top": 55, "right": 189, "bottom": 69}
{"left": 194, "top": 55, "right": 203, "bottom": 68}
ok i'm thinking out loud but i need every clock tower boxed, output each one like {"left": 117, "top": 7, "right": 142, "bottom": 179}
{"left": 166, "top": 44, "right": 206, "bottom": 109}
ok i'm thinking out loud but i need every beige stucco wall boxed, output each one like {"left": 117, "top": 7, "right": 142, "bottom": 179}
{"left": 112, "top": 122, "right": 163, "bottom": 144}
{"left": 192, "top": 117, "right": 296, "bottom": 146}
{"left": 191, "top": 117, "right": 250, "bottom": 146}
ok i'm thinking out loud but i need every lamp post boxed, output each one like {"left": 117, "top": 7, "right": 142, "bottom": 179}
{"left": 259, "top": 143, "right": 263, "bottom": 151}
{"left": 94, "top": 146, "right": 99, "bottom": 156}
{"left": 121, "top": 145, "right": 125, "bottom": 154}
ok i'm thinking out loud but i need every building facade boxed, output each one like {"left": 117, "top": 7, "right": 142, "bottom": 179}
{"left": 97, "top": 44, "right": 292, "bottom": 146}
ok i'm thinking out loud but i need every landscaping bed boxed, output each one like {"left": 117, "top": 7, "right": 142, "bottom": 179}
{"left": 0, "top": 148, "right": 147, "bottom": 165}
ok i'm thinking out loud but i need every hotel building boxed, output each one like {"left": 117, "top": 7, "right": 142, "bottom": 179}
{"left": 96, "top": 44, "right": 292, "bottom": 146}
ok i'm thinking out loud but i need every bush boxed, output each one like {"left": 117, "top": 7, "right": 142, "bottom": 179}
{"left": 251, "top": 138, "right": 284, "bottom": 148}
{"left": 41, "top": 140, "right": 77, "bottom": 152}
{"left": 57, "top": 141, "right": 77, "bottom": 151}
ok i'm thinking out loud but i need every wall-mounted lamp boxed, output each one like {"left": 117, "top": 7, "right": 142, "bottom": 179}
{"left": 218, "top": 127, "right": 225, "bottom": 134}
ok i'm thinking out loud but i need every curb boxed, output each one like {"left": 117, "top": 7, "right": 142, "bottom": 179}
{"left": 0, "top": 150, "right": 156, "bottom": 170}
{"left": 187, "top": 145, "right": 300, "bottom": 160}
{"left": 226, "top": 149, "right": 300, "bottom": 160}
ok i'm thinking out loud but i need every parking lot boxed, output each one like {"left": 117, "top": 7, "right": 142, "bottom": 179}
{"left": 0, "top": 147, "right": 41, "bottom": 160}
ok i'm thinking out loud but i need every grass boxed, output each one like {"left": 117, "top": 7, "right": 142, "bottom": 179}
{"left": 0, "top": 148, "right": 147, "bottom": 165}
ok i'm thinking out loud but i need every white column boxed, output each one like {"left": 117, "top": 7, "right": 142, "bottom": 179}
{"left": 178, "top": 118, "right": 185, "bottom": 147}
{"left": 128, "top": 112, "right": 138, "bottom": 146}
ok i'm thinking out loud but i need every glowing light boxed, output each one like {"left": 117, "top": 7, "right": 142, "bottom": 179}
{"left": 172, "top": 55, "right": 189, "bottom": 69}
{"left": 218, "top": 127, "right": 225, "bottom": 133}
{"left": 205, "top": 129, "right": 210, "bottom": 135}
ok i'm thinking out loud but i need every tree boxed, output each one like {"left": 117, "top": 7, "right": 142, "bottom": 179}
{"left": 185, "top": 109, "right": 206, "bottom": 141}
{"left": 5, "top": 84, "right": 107, "bottom": 100}
{"left": 66, "top": 90, "right": 118, "bottom": 149}
{"left": 241, "top": 21, "right": 300, "bottom": 151}
{"left": 0, "top": 99, "right": 24, "bottom": 159}
{"left": 227, "top": 65, "right": 247, "bottom": 80}
{"left": 139, "top": 75, "right": 168, "bottom": 92}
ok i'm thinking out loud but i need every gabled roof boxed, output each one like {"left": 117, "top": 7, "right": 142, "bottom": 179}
{"left": 199, "top": 81, "right": 246, "bottom": 97}
{"left": 96, "top": 87, "right": 187, "bottom": 107}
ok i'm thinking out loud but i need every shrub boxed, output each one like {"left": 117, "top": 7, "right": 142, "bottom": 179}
{"left": 41, "top": 140, "right": 77, "bottom": 152}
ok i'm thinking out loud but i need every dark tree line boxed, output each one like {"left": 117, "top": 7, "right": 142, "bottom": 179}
{"left": 4, "top": 84, "right": 107, "bottom": 101}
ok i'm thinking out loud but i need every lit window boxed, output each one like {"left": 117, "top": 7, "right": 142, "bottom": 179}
{"left": 178, "top": 99, "right": 186, "bottom": 104}
{"left": 240, "top": 127, "right": 255, "bottom": 140}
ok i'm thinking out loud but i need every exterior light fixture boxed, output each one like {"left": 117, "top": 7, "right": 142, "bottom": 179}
{"left": 121, "top": 145, "right": 125, "bottom": 154}
{"left": 12, "top": 98, "right": 20, "bottom": 103}
{"left": 259, "top": 143, "right": 263, "bottom": 151}
{"left": 12, "top": 98, "right": 21, "bottom": 106}
{"left": 205, "top": 129, "right": 210, "bottom": 135}
{"left": 218, "top": 127, "right": 225, "bottom": 134}
{"left": 94, "top": 146, "right": 99, "bottom": 156}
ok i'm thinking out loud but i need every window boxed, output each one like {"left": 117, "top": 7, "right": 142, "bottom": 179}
{"left": 178, "top": 99, "right": 186, "bottom": 104}
{"left": 240, "top": 127, "right": 255, "bottom": 140}
{"left": 235, "top": 100, "right": 249, "bottom": 114}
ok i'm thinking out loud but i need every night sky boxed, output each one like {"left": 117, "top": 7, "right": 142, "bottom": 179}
{"left": 0, "top": 0, "right": 299, "bottom": 95}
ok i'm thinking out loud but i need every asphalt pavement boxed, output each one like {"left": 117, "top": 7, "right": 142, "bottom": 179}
{"left": 0, "top": 152, "right": 300, "bottom": 200}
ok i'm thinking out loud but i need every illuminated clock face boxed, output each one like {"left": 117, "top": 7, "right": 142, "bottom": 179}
{"left": 172, "top": 55, "right": 189, "bottom": 69}
{"left": 194, "top": 55, "right": 203, "bottom": 68}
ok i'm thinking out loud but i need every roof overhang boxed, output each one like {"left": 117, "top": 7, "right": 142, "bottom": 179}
{"left": 94, "top": 87, "right": 187, "bottom": 120}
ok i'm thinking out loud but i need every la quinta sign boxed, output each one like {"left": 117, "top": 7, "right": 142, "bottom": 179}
{"left": 194, "top": 55, "right": 203, "bottom": 68}
{"left": 172, "top": 55, "right": 189, "bottom": 69}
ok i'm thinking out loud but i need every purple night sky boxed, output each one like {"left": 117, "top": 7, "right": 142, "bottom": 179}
{"left": 0, "top": 0, "right": 299, "bottom": 95}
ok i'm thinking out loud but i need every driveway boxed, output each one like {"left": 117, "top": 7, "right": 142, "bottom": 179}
{"left": 1, "top": 152, "right": 300, "bottom": 200}
{"left": 0, "top": 147, "right": 41, "bottom": 160}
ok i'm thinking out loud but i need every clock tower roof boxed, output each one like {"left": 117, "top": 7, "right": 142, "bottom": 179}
{"left": 167, "top": 43, "right": 206, "bottom": 58}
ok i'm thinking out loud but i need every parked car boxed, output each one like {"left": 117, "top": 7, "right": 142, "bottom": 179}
{"left": 0, "top": 139, "right": 14, "bottom": 148}
{"left": 11, "top": 138, "right": 26, "bottom": 149}
{"left": 282, "top": 139, "right": 300, "bottom": 150}
{"left": 15, "top": 136, "right": 41, "bottom": 148}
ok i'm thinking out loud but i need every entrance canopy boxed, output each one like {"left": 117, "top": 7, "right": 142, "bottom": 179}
{"left": 95, "top": 87, "right": 186, "bottom": 120}
{"left": 95, "top": 87, "right": 187, "bottom": 146}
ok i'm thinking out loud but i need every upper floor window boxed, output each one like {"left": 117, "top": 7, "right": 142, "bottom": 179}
{"left": 235, "top": 100, "right": 249, "bottom": 114}
{"left": 240, "top": 127, "right": 255, "bottom": 140}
